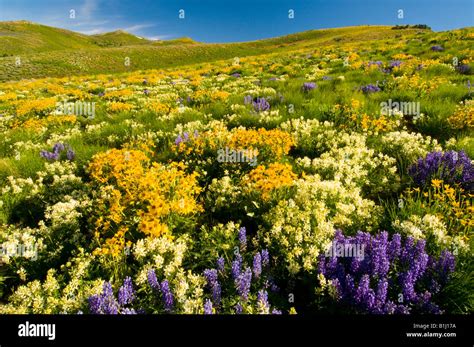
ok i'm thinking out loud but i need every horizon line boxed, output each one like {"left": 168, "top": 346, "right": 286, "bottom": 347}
{"left": 1, "top": 20, "right": 473, "bottom": 44}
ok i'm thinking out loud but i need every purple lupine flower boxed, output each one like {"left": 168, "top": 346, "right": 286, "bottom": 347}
{"left": 204, "top": 269, "right": 221, "bottom": 305}
{"left": 231, "top": 253, "right": 242, "bottom": 280}
{"left": 174, "top": 135, "right": 184, "bottom": 146}
{"left": 408, "top": 150, "right": 474, "bottom": 191}
{"left": 302, "top": 82, "right": 317, "bottom": 92}
{"left": 244, "top": 95, "right": 252, "bottom": 105}
{"left": 318, "top": 230, "right": 456, "bottom": 314}
{"left": 40, "top": 150, "right": 59, "bottom": 161}
{"left": 389, "top": 60, "right": 402, "bottom": 68}
{"left": 88, "top": 282, "right": 119, "bottom": 314}
{"left": 431, "top": 45, "right": 444, "bottom": 52}
{"left": 98, "top": 91, "right": 105, "bottom": 97}
{"left": 52, "top": 143, "right": 65, "bottom": 153}
{"left": 143, "top": 78, "right": 148, "bottom": 85}
{"left": 236, "top": 267, "right": 252, "bottom": 301}
{"left": 183, "top": 132, "right": 189, "bottom": 141}
{"left": 266, "top": 276, "right": 279, "bottom": 293}
{"left": 41, "top": 143, "right": 75, "bottom": 161}
{"left": 355, "top": 274, "right": 376, "bottom": 310}
{"left": 411, "top": 239, "right": 429, "bottom": 279}
{"left": 417, "top": 291, "right": 441, "bottom": 314}
{"left": 118, "top": 277, "right": 135, "bottom": 306}
{"left": 261, "top": 249, "right": 270, "bottom": 267}
{"left": 344, "top": 274, "right": 356, "bottom": 296}
{"left": 375, "top": 278, "right": 388, "bottom": 307}
{"left": 238, "top": 227, "right": 247, "bottom": 250}
{"left": 400, "top": 236, "right": 415, "bottom": 263}
{"left": 359, "top": 84, "right": 381, "bottom": 93}
{"left": 401, "top": 270, "right": 417, "bottom": 301}
{"left": 371, "top": 231, "right": 390, "bottom": 277}
{"left": 271, "top": 309, "right": 282, "bottom": 314}
{"left": 193, "top": 130, "right": 199, "bottom": 138}
{"left": 433, "top": 249, "right": 455, "bottom": 283}
{"left": 235, "top": 303, "right": 243, "bottom": 314}
{"left": 388, "top": 233, "right": 402, "bottom": 261}
{"left": 147, "top": 269, "right": 160, "bottom": 291}
{"left": 206, "top": 250, "right": 282, "bottom": 314}
{"left": 160, "top": 280, "right": 174, "bottom": 312}
{"left": 231, "top": 73, "right": 241, "bottom": 78}
{"left": 368, "top": 61, "right": 383, "bottom": 67}
{"left": 253, "top": 252, "right": 262, "bottom": 279}
{"left": 204, "top": 299, "right": 213, "bottom": 314}
{"left": 257, "top": 290, "right": 270, "bottom": 313}
{"left": 66, "top": 148, "right": 75, "bottom": 161}
{"left": 101, "top": 282, "right": 119, "bottom": 314}
{"left": 88, "top": 295, "right": 101, "bottom": 314}
{"left": 331, "top": 278, "right": 343, "bottom": 298}
{"left": 429, "top": 278, "right": 442, "bottom": 294}
{"left": 252, "top": 97, "right": 270, "bottom": 112}
{"left": 217, "top": 257, "right": 225, "bottom": 273}
{"left": 144, "top": 89, "right": 150, "bottom": 95}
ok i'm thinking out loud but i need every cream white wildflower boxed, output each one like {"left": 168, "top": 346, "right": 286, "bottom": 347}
{"left": 262, "top": 174, "right": 380, "bottom": 274}
{"left": 381, "top": 131, "right": 442, "bottom": 163}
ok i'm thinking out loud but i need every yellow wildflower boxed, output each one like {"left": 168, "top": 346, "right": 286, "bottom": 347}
{"left": 431, "top": 179, "right": 443, "bottom": 189}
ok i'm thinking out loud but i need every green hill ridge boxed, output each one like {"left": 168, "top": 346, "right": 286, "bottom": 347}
{"left": 0, "top": 21, "right": 439, "bottom": 81}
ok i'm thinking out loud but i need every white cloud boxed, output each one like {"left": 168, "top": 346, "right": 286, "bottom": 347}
{"left": 80, "top": 0, "right": 98, "bottom": 19}
{"left": 78, "top": 23, "right": 162, "bottom": 37}
{"left": 122, "top": 24, "right": 156, "bottom": 33}
{"left": 71, "top": 20, "right": 110, "bottom": 27}
{"left": 78, "top": 28, "right": 106, "bottom": 35}
{"left": 147, "top": 34, "right": 173, "bottom": 41}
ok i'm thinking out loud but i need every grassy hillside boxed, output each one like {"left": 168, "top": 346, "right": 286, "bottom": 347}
{"left": 0, "top": 21, "right": 163, "bottom": 55}
{"left": 0, "top": 21, "right": 99, "bottom": 56}
{"left": 91, "top": 30, "right": 152, "bottom": 47}
{"left": 0, "top": 22, "right": 431, "bottom": 81}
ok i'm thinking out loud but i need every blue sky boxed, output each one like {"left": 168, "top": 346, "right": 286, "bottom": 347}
{"left": 0, "top": 0, "right": 472, "bottom": 42}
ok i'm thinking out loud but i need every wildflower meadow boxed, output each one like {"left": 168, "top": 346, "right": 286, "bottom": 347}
{"left": 0, "top": 5, "right": 472, "bottom": 330}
